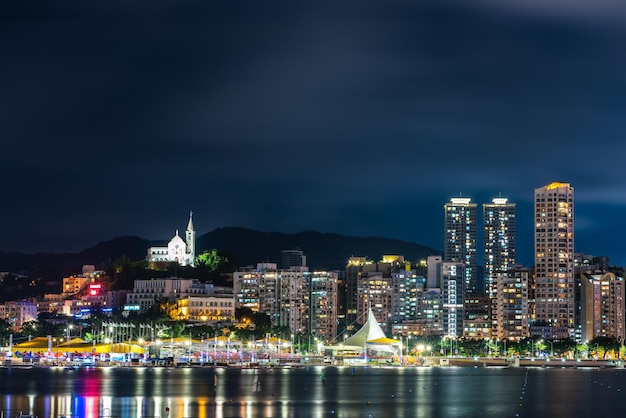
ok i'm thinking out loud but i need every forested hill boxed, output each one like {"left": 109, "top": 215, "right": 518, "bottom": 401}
{"left": 198, "top": 227, "right": 440, "bottom": 270}
{"left": 0, "top": 228, "right": 441, "bottom": 276}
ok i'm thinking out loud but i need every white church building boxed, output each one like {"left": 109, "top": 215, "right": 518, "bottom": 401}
{"left": 146, "top": 212, "right": 196, "bottom": 266}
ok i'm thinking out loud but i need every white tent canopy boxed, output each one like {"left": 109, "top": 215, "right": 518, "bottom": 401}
{"left": 330, "top": 309, "right": 388, "bottom": 351}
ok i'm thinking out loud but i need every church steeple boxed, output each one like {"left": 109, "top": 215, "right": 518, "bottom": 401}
{"left": 186, "top": 211, "right": 196, "bottom": 266}
{"left": 187, "top": 210, "right": 194, "bottom": 231}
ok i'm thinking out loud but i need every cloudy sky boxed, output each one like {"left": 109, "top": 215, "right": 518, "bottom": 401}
{"left": 2, "top": 0, "right": 626, "bottom": 266}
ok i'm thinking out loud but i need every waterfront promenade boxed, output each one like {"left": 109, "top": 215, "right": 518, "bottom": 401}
{"left": 2, "top": 353, "right": 621, "bottom": 370}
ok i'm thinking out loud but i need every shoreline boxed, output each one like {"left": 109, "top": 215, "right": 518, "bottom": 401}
{"left": 2, "top": 356, "right": 622, "bottom": 370}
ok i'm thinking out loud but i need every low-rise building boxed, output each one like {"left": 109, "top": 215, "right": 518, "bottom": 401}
{"left": 125, "top": 277, "right": 208, "bottom": 311}
{"left": 0, "top": 301, "right": 37, "bottom": 329}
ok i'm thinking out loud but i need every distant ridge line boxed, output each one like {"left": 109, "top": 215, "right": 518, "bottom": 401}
{"left": 0, "top": 227, "right": 441, "bottom": 274}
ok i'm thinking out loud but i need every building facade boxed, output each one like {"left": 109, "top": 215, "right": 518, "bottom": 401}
{"left": 309, "top": 270, "right": 338, "bottom": 343}
{"left": 0, "top": 301, "right": 37, "bottom": 330}
{"left": 534, "top": 182, "right": 575, "bottom": 338}
{"left": 233, "top": 263, "right": 339, "bottom": 342}
{"left": 176, "top": 292, "right": 236, "bottom": 324}
{"left": 357, "top": 272, "right": 393, "bottom": 333}
{"left": 463, "top": 291, "right": 491, "bottom": 339}
{"left": 483, "top": 197, "right": 516, "bottom": 296}
{"left": 579, "top": 272, "right": 625, "bottom": 343}
{"left": 441, "top": 262, "right": 465, "bottom": 338}
{"left": 444, "top": 197, "right": 477, "bottom": 291}
{"left": 343, "top": 257, "right": 374, "bottom": 333}
{"left": 281, "top": 249, "right": 306, "bottom": 270}
{"left": 125, "top": 277, "right": 208, "bottom": 311}
{"left": 492, "top": 269, "right": 530, "bottom": 340}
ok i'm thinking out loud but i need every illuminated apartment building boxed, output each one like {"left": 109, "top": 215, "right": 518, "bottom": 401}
{"left": 492, "top": 269, "right": 530, "bottom": 340}
{"left": 233, "top": 262, "right": 279, "bottom": 316}
{"left": 444, "top": 197, "right": 477, "bottom": 291}
{"left": 0, "top": 301, "right": 37, "bottom": 330}
{"left": 534, "top": 182, "right": 574, "bottom": 339}
{"left": 463, "top": 291, "right": 491, "bottom": 339}
{"left": 357, "top": 271, "right": 393, "bottom": 333}
{"left": 441, "top": 262, "right": 465, "bottom": 338}
{"left": 233, "top": 262, "right": 338, "bottom": 341}
{"left": 579, "top": 272, "right": 625, "bottom": 343}
{"left": 309, "top": 270, "right": 338, "bottom": 343}
{"left": 483, "top": 197, "right": 516, "bottom": 296}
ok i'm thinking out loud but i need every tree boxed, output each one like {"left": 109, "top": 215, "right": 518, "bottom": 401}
{"left": 0, "top": 318, "right": 12, "bottom": 340}
{"left": 193, "top": 249, "right": 237, "bottom": 284}
{"left": 252, "top": 312, "right": 271, "bottom": 329}
{"left": 164, "top": 321, "right": 186, "bottom": 338}
{"left": 235, "top": 307, "right": 255, "bottom": 327}
{"left": 589, "top": 336, "right": 621, "bottom": 359}
{"left": 196, "top": 249, "right": 225, "bottom": 271}
{"left": 153, "top": 297, "right": 178, "bottom": 319}
{"left": 551, "top": 338, "right": 577, "bottom": 357}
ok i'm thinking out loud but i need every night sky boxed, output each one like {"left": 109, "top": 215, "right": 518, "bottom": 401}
{"left": 2, "top": 1, "right": 626, "bottom": 267}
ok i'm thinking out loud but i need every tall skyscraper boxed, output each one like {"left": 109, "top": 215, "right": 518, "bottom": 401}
{"left": 444, "top": 197, "right": 477, "bottom": 291}
{"left": 534, "top": 182, "right": 575, "bottom": 338}
{"left": 483, "top": 197, "right": 516, "bottom": 295}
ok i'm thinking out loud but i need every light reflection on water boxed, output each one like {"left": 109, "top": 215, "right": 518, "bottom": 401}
{"left": 1, "top": 366, "right": 626, "bottom": 417}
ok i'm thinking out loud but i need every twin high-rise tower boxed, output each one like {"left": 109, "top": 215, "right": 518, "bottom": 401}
{"left": 484, "top": 197, "right": 517, "bottom": 294}
{"left": 444, "top": 198, "right": 478, "bottom": 290}
{"left": 444, "top": 196, "right": 516, "bottom": 292}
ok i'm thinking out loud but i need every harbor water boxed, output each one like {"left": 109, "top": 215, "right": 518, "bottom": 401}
{"left": 1, "top": 365, "right": 625, "bottom": 417}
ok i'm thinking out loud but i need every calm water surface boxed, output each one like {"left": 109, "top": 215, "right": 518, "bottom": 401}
{"left": 0, "top": 365, "right": 625, "bottom": 418}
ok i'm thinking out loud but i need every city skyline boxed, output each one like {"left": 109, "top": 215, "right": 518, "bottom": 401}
{"left": 2, "top": 1, "right": 626, "bottom": 267}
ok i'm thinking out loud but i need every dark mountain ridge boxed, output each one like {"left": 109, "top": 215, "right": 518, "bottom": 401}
{"left": 0, "top": 228, "right": 441, "bottom": 276}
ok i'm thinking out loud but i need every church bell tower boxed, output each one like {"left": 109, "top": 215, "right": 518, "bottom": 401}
{"left": 186, "top": 211, "right": 196, "bottom": 266}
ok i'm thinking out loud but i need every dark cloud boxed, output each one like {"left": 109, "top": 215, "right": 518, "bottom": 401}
{"left": 2, "top": 0, "right": 626, "bottom": 266}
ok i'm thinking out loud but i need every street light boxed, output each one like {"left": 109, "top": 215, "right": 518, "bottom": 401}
{"left": 227, "top": 334, "right": 231, "bottom": 362}
{"left": 53, "top": 338, "right": 59, "bottom": 363}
